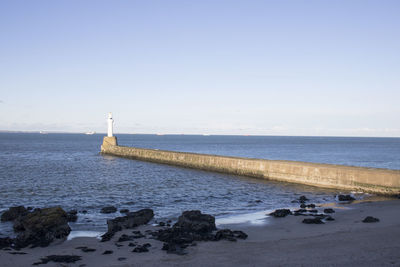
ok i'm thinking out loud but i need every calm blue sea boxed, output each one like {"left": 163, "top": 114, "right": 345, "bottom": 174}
{"left": 1, "top": 133, "right": 399, "bottom": 236}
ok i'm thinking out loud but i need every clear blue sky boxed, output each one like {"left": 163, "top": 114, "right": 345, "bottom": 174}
{"left": 1, "top": 0, "right": 399, "bottom": 136}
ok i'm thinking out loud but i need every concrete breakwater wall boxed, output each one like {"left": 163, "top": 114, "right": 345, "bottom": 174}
{"left": 101, "top": 137, "right": 400, "bottom": 195}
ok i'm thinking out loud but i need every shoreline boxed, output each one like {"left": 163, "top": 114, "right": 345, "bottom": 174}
{"left": 1, "top": 198, "right": 399, "bottom": 266}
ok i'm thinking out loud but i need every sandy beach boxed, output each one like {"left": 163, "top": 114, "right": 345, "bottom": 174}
{"left": 1, "top": 199, "right": 399, "bottom": 267}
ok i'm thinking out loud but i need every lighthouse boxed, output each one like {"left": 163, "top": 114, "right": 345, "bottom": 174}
{"left": 101, "top": 112, "right": 117, "bottom": 152}
{"left": 107, "top": 112, "right": 114, "bottom": 137}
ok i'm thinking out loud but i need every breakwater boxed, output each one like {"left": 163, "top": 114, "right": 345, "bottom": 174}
{"left": 101, "top": 137, "right": 400, "bottom": 195}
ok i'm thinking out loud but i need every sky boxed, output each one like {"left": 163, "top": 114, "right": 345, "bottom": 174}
{"left": 0, "top": 0, "right": 399, "bottom": 137}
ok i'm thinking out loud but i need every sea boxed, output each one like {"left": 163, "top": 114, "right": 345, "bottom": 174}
{"left": 1, "top": 133, "right": 399, "bottom": 237}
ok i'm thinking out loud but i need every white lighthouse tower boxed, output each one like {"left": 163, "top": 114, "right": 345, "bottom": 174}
{"left": 107, "top": 112, "right": 114, "bottom": 137}
{"left": 101, "top": 112, "right": 117, "bottom": 152}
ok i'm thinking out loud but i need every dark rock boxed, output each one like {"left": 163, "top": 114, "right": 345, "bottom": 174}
{"left": 1, "top": 206, "right": 28, "bottom": 222}
{"left": 269, "top": 209, "right": 291, "bottom": 218}
{"left": 14, "top": 207, "right": 71, "bottom": 248}
{"left": 118, "top": 234, "right": 135, "bottom": 242}
{"left": 128, "top": 242, "right": 136, "bottom": 247}
{"left": 101, "top": 209, "right": 154, "bottom": 242}
{"left": 362, "top": 216, "right": 379, "bottom": 223}
{"left": 132, "top": 244, "right": 149, "bottom": 253}
{"left": 215, "top": 229, "right": 237, "bottom": 241}
{"left": 32, "top": 255, "right": 81, "bottom": 265}
{"left": 338, "top": 195, "right": 355, "bottom": 201}
{"left": 102, "top": 250, "right": 113, "bottom": 255}
{"left": 324, "top": 208, "right": 335, "bottom": 214}
{"left": 302, "top": 218, "right": 324, "bottom": 224}
{"left": 120, "top": 209, "right": 129, "bottom": 214}
{"left": 0, "top": 237, "right": 13, "bottom": 249}
{"left": 307, "top": 204, "right": 316, "bottom": 208}
{"left": 300, "top": 204, "right": 306, "bottom": 208}
{"left": 27, "top": 207, "right": 33, "bottom": 211}
{"left": 100, "top": 206, "right": 117, "bottom": 214}
{"left": 115, "top": 243, "right": 123, "bottom": 247}
{"left": 67, "top": 210, "right": 78, "bottom": 222}
{"left": 118, "top": 257, "right": 126, "bottom": 261}
{"left": 325, "top": 216, "right": 335, "bottom": 221}
{"left": 233, "top": 230, "right": 248, "bottom": 239}
{"left": 158, "top": 222, "right": 165, "bottom": 227}
{"left": 215, "top": 229, "right": 248, "bottom": 241}
{"left": 81, "top": 247, "right": 96, "bottom": 252}
{"left": 81, "top": 210, "right": 87, "bottom": 214}
{"left": 162, "top": 242, "right": 187, "bottom": 255}
{"left": 9, "top": 251, "right": 27, "bottom": 254}
{"left": 308, "top": 209, "right": 318, "bottom": 213}
{"left": 299, "top": 196, "right": 309, "bottom": 202}
{"left": 174, "top": 210, "right": 216, "bottom": 233}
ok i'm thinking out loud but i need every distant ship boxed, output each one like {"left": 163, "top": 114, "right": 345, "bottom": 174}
{"left": 39, "top": 131, "right": 48, "bottom": 134}
{"left": 85, "top": 131, "right": 96, "bottom": 135}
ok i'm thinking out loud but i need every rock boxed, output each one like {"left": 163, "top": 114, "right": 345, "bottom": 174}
{"left": 153, "top": 210, "right": 216, "bottom": 255}
{"left": 120, "top": 209, "right": 129, "bottom": 214}
{"left": 1, "top": 206, "right": 28, "bottom": 222}
{"left": 118, "top": 257, "right": 126, "bottom": 261}
{"left": 67, "top": 210, "right": 78, "bottom": 222}
{"left": 101, "top": 209, "right": 154, "bottom": 242}
{"left": 0, "top": 237, "right": 13, "bottom": 249}
{"left": 174, "top": 210, "right": 216, "bottom": 233}
{"left": 308, "top": 209, "right": 318, "bottom": 213}
{"left": 132, "top": 230, "right": 145, "bottom": 238}
{"left": 162, "top": 242, "right": 187, "bottom": 255}
{"left": 128, "top": 242, "right": 136, "bottom": 247}
{"left": 132, "top": 244, "right": 149, "bottom": 252}
{"left": 299, "top": 196, "right": 309, "bottom": 202}
{"left": 302, "top": 218, "right": 324, "bottom": 224}
{"left": 102, "top": 250, "right": 113, "bottom": 255}
{"left": 300, "top": 204, "right": 306, "bottom": 208}
{"left": 9, "top": 251, "right": 27, "bottom": 255}
{"left": 306, "top": 204, "right": 316, "bottom": 208}
{"left": 14, "top": 207, "right": 71, "bottom": 248}
{"left": 362, "top": 216, "right": 379, "bottom": 223}
{"left": 324, "top": 208, "right": 335, "bottom": 214}
{"left": 269, "top": 209, "right": 291, "bottom": 218}
{"left": 32, "top": 255, "right": 81, "bottom": 265}
{"left": 78, "top": 247, "right": 96, "bottom": 252}
{"left": 325, "top": 216, "right": 335, "bottom": 221}
{"left": 100, "top": 206, "right": 117, "bottom": 214}
{"left": 214, "top": 229, "right": 248, "bottom": 241}
{"left": 158, "top": 222, "right": 166, "bottom": 227}
{"left": 338, "top": 195, "right": 355, "bottom": 201}
{"left": 153, "top": 210, "right": 247, "bottom": 255}
{"left": 118, "top": 234, "right": 135, "bottom": 242}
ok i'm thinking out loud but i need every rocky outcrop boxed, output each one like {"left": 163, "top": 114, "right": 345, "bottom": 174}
{"left": 269, "top": 209, "right": 292, "bottom": 218}
{"left": 100, "top": 206, "right": 117, "bottom": 214}
{"left": 14, "top": 207, "right": 71, "bottom": 248}
{"left": 174, "top": 210, "right": 216, "bottom": 233}
{"left": 362, "top": 216, "right": 379, "bottom": 223}
{"left": 1, "top": 206, "right": 28, "bottom": 222}
{"left": 338, "top": 195, "right": 355, "bottom": 201}
{"left": 0, "top": 237, "right": 13, "bottom": 249}
{"left": 302, "top": 218, "right": 324, "bottom": 224}
{"left": 151, "top": 210, "right": 247, "bottom": 255}
{"left": 66, "top": 210, "right": 78, "bottom": 222}
{"left": 101, "top": 209, "right": 154, "bottom": 242}
{"left": 33, "top": 255, "right": 81, "bottom": 265}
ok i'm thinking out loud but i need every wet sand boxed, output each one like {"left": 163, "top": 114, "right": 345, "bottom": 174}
{"left": 1, "top": 199, "right": 399, "bottom": 266}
